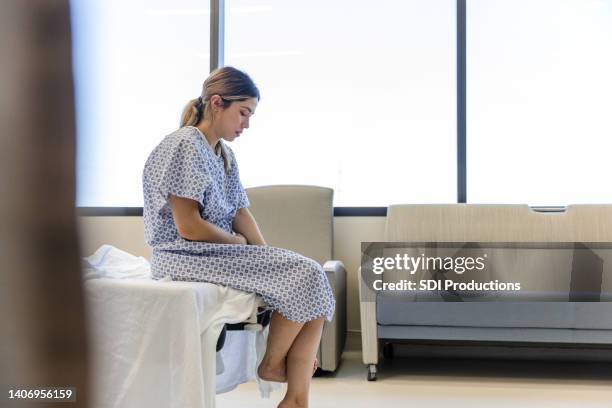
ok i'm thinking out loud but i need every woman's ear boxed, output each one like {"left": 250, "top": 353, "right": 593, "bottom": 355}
{"left": 210, "top": 94, "right": 223, "bottom": 111}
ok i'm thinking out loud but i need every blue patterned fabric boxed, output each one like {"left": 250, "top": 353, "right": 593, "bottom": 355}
{"left": 143, "top": 126, "right": 335, "bottom": 323}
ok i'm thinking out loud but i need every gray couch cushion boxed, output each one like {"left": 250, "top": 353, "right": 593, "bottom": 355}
{"left": 377, "top": 295, "right": 612, "bottom": 329}
{"left": 377, "top": 325, "right": 612, "bottom": 344}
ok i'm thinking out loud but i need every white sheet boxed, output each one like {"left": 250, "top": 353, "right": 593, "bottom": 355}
{"left": 82, "top": 244, "right": 151, "bottom": 280}
{"left": 83, "top": 245, "right": 281, "bottom": 408}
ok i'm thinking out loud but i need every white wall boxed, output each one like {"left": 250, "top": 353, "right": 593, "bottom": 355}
{"left": 78, "top": 215, "right": 386, "bottom": 333}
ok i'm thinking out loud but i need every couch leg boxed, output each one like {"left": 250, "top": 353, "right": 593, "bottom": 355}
{"left": 367, "top": 364, "right": 377, "bottom": 381}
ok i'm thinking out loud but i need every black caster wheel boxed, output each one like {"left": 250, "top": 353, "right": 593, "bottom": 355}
{"left": 367, "top": 364, "right": 377, "bottom": 381}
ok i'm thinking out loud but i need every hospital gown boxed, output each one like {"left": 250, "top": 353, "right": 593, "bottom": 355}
{"left": 142, "top": 126, "right": 335, "bottom": 323}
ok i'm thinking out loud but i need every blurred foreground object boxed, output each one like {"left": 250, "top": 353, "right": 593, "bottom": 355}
{"left": 0, "top": 1, "right": 88, "bottom": 407}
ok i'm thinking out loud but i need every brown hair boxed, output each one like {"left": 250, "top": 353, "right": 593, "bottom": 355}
{"left": 180, "top": 66, "right": 259, "bottom": 172}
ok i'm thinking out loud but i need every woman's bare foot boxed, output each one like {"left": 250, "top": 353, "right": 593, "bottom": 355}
{"left": 258, "top": 357, "right": 318, "bottom": 382}
{"left": 257, "top": 357, "right": 287, "bottom": 382}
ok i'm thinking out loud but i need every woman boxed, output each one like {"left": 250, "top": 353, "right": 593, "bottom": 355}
{"left": 142, "top": 66, "right": 335, "bottom": 408}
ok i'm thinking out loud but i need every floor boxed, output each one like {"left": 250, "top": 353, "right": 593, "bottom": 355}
{"left": 216, "top": 350, "right": 612, "bottom": 408}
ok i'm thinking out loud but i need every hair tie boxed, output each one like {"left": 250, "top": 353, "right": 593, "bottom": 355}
{"left": 195, "top": 96, "right": 204, "bottom": 123}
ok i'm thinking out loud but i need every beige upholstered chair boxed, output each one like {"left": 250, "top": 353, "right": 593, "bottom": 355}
{"left": 246, "top": 185, "right": 347, "bottom": 372}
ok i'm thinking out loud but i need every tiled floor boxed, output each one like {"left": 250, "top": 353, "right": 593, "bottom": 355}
{"left": 217, "top": 350, "right": 612, "bottom": 408}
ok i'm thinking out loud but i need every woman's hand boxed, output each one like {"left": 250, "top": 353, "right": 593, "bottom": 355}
{"left": 232, "top": 208, "right": 267, "bottom": 246}
{"left": 234, "top": 232, "right": 248, "bottom": 245}
{"left": 169, "top": 194, "right": 250, "bottom": 244}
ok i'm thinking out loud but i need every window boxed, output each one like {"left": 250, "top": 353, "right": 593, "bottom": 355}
{"left": 467, "top": 0, "right": 612, "bottom": 205}
{"left": 72, "top": 0, "right": 611, "bottom": 209}
{"left": 71, "top": 0, "right": 210, "bottom": 207}
{"left": 225, "top": 0, "right": 457, "bottom": 206}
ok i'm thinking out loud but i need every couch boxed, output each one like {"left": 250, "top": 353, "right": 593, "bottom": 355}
{"left": 359, "top": 204, "right": 612, "bottom": 380}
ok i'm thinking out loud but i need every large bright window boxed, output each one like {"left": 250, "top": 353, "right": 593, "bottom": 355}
{"left": 71, "top": 0, "right": 210, "bottom": 207}
{"left": 73, "top": 1, "right": 612, "bottom": 209}
{"left": 225, "top": 0, "right": 457, "bottom": 206}
{"left": 467, "top": 0, "right": 612, "bottom": 205}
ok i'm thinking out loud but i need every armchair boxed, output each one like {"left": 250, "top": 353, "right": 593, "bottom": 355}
{"left": 246, "top": 185, "right": 347, "bottom": 372}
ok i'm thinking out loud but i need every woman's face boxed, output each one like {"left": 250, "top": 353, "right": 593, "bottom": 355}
{"left": 216, "top": 97, "right": 258, "bottom": 142}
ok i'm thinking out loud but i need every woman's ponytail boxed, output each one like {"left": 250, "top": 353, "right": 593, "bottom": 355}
{"left": 179, "top": 97, "right": 203, "bottom": 127}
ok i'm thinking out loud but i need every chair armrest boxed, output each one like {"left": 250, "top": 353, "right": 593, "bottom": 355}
{"left": 323, "top": 260, "right": 346, "bottom": 307}
{"left": 358, "top": 266, "right": 378, "bottom": 365}
{"left": 323, "top": 260, "right": 345, "bottom": 275}
{"left": 319, "top": 260, "right": 347, "bottom": 371}
{"left": 323, "top": 260, "right": 346, "bottom": 326}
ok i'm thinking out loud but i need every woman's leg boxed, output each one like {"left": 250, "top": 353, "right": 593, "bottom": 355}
{"left": 257, "top": 312, "right": 304, "bottom": 381}
{"left": 279, "top": 317, "right": 325, "bottom": 408}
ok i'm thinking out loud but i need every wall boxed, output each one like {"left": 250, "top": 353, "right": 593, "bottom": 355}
{"left": 78, "top": 215, "right": 386, "bottom": 334}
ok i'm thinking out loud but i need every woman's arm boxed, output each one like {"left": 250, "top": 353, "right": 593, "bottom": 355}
{"left": 169, "top": 194, "right": 246, "bottom": 244}
{"left": 232, "top": 207, "right": 266, "bottom": 246}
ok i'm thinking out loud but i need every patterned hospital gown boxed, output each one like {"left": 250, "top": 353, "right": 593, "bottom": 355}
{"left": 142, "top": 126, "right": 335, "bottom": 323}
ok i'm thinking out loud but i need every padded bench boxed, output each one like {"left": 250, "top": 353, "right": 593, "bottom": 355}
{"left": 359, "top": 204, "right": 612, "bottom": 380}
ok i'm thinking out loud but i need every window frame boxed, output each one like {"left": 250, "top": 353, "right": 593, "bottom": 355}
{"left": 75, "top": 0, "right": 568, "bottom": 217}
